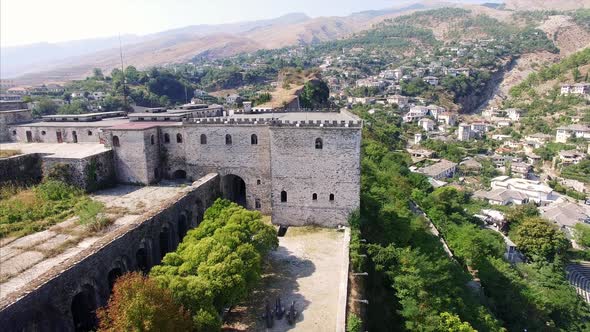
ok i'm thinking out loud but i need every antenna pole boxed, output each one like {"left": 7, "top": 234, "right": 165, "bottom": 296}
{"left": 119, "top": 34, "right": 128, "bottom": 110}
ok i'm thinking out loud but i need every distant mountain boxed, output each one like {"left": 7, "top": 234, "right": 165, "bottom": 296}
{"left": 5, "top": 0, "right": 590, "bottom": 84}
{"left": 6, "top": 4, "right": 433, "bottom": 84}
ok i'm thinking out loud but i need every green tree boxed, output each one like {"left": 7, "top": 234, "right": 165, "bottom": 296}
{"left": 573, "top": 67, "right": 582, "bottom": 82}
{"left": 574, "top": 223, "right": 590, "bottom": 247}
{"left": 32, "top": 98, "right": 59, "bottom": 117}
{"left": 93, "top": 68, "right": 104, "bottom": 80}
{"left": 97, "top": 272, "right": 192, "bottom": 332}
{"left": 150, "top": 199, "right": 278, "bottom": 330}
{"left": 513, "top": 217, "right": 570, "bottom": 262}
{"left": 438, "top": 312, "right": 477, "bottom": 332}
{"left": 299, "top": 79, "right": 330, "bottom": 109}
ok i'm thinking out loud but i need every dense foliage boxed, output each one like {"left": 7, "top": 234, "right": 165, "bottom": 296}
{"left": 97, "top": 272, "right": 193, "bottom": 332}
{"left": 150, "top": 199, "right": 278, "bottom": 330}
{"left": 352, "top": 107, "right": 505, "bottom": 331}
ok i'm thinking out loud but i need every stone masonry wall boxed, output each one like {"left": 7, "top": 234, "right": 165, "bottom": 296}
{"left": 0, "top": 153, "right": 43, "bottom": 186}
{"left": 163, "top": 124, "right": 272, "bottom": 214}
{"left": 106, "top": 128, "right": 160, "bottom": 184}
{"left": 270, "top": 127, "right": 361, "bottom": 227}
{"left": 0, "top": 174, "right": 220, "bottom": 332}
{"left": 8, "top": 124, "right": 101, "bottom": 143}
{"left": 42, "top": 150, "right": 116, "bottom": 192}
{"left": 0, "top": 110, "right": 32, "bottom": 142}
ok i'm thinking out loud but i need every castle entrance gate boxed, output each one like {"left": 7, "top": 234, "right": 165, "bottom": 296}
{"left": 221, "top": 174, "right": 246, "bottom": 207}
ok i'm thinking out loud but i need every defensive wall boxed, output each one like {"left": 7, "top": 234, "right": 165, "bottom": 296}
{"left": 0, "top": 173, "right": 220, "bottom": 331}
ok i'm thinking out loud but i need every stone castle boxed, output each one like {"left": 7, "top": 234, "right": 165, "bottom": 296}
{"left": 2, "top": 102, "right": 362, "bottom": 227}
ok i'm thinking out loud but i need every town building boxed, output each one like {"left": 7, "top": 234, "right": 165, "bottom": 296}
{"left": 457, "top": 123, "right": 472, "bottom": 141}
{"left": 490, "top": 176, "right": 556, "bottom": 205}
{"left": 418, "top": 118, "right": 435, "bottom": 131}
{"left": 416, "top": 159, "right": 457, "bottom": 180}
{"left": 556, "top": 124, "right": 590, "bottom": 143}
{"left": 558, "top": 150, "right": 588, "bottom": 166}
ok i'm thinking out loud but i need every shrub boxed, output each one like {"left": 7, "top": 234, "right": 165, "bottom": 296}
{"left": 76, "top": 199, "right": 111, "bottom": 232}
{"left": 347, "top": 313, "right": 363, "bottom": 332}
{"left": 97, "top": 272, "right": 193, "bottom": 332}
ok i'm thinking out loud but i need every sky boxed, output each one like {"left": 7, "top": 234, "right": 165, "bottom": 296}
{"left": 1, "top": 0, "right": 497, "bottom": 47}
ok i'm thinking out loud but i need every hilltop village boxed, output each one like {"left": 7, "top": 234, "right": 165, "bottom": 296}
{"left": 1, "top": 4, "right": 590, "bottom": 332}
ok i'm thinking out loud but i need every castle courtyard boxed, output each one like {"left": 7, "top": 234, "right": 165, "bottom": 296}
{"left": 223, "top": 226, "right": 349, "bottom": 332}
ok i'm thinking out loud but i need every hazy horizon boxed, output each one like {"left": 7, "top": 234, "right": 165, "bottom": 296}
{"left": 1, "top": 0, "right": 499, "bottom": 48}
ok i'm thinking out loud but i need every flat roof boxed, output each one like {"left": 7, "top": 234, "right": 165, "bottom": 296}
{"left": 108, "top": 121, "right": 182, "bottom": 130}
{"left": 42, "top": 111, "right": 125, "bottom": 119}
{"left": 15, "top": 117, "right": 131, "bottom": 128}
{"left": 0, "top": 142, "right": 110, "bottom": 159}
{"left": 225, "top": 111, "right": 359, "bottom": 122}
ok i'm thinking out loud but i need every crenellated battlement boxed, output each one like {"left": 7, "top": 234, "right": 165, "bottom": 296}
{"left": 185, "top": 114, "right": 363, "bottom": 128}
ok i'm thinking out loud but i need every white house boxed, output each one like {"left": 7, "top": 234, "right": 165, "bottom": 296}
{"left": 490, "top": 176, "right": 556, "bottom": 205}
{"left": 419, "top": 118, "right": 436, "bottom": 131}
{"left": 559, "top": 150, "right": 588, "bottom": 166}
{"left": 387, "top": 95, "right": 409, "bottom": 107}
{"left": 417, "top": 159, "right": 457, "bottom": 180}
{"left": 403, "top": 106, "right": 428, "bottom": 123}
{"left": 457, "top": 123, "right": 472, "bottom": 141}
{"left": 423, "top": 76, "right": 439, "bottom": 86}
{"left": 506, "top": 108, "right": 521, "bottom": 121}
{"left": 555, "top": 124, "right": 590, "bottom": 143}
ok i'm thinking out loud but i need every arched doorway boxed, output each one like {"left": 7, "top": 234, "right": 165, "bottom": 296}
{"left": 71, "top": 284, "right": 98, "bottom": 332}
{"left": 178, "top": 214, "right": 188, "bottom": 241}
{"left": 173, "top": 169, "right": 187, "bottom": 179}
{"left": 221, "top": 174, "right": 246, "bottom": 207}
{"left": 107, "top": 267, "right": 123, "bottom": 292}
{"left": 136, "top": 248, "right": 149, "bottom": 274}
{"left": 159, "top": 227, "right": 170, "bottom": 260}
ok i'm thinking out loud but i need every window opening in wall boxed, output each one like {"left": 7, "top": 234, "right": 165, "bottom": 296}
{"left": 312, "top": 193, "right": 317, "bottom": 200}
{"left": 87, "top": 131, "right": 92, "bottom": 136}
{"left": 112, "top": 136, "right": 120, "bottom": 147}
{"left": 41, "top": 131, "right": 46, "bottom": 135}
{"left": 150, "top": 135, "right": 155, "bottom": 145}
{"left": 225, "top": 134, "right": 232, "bottom": 145}
{"left": 315, "top": 138, "right": 323, "bottom": 149}
{"left": 257, "top": 179, "right": 261, "bottom": 185}
{"left": 164, "top": 133, "right": 170, "bottom": 143}
{"left": 251, "top": 134, "right": 258, "bottom": 145}
{"left": 255, "top": 199, "right": 261, "bottom": 209}
{"left": 72, "top": 131, "right": 78, "bottom": 143}
{"left": 176, "top": 133, "right": 183, "bottom": 143}
{"left": 281, "top": 191, "right": 287, "bottom": 202}
{"left": 200, "top": 134, "right": 207, "bottom": 144}
{"left": 329, "top": 193, "right": 335, "bottom": 201}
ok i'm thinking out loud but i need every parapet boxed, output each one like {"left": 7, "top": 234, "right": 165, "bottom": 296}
{"left": 186, "top": 116, "right": 363, "bottom": 128}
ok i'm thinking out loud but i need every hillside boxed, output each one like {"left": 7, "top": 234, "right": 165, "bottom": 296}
{"left": 504, "top": 0, "right": 590, "bottom": 11}
{"left": 6, "top": 4, "right": 429, "bottom": 85}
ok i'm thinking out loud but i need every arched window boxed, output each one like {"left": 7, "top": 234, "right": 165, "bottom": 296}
{"left": 176, "top": 133, "right": 183, "bottom": 143}
{"left": 255, "top": 199, "right": 261, "bottom": 209}
{"left": 312, "top": 193, "right": 317, "bottom": 200}
{"left": 315, "top": 138, "right": 323, "bottom": 149}
{"left": 150, "top": 135, "right": 155, "bottom": 145}
{"left": 251, "top": 134, "right": 258, "bottom": 145}
{"left": 280, "top": 191, "right": 287, "bottom": 202}
{"left": 329, "top": 193, "right": 335, "bottom": 201}
{"left": 200, "top": 134, "right": 207, "bottom": 144}
{"left": 225, "top": 134, "right": 232, "bottom": 145}
{"left": 112, "top": 136, "right": 120, "bottom": 147}
{"left": 164, "top": 133, "right": 170, "bottom": 143}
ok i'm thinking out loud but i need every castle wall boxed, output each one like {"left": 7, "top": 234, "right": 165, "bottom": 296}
{"left": 8, "top": 124, "right": 101, "bottom": 144}
{"left": 42, "top": 150, "right": 116, "bottom": 192}
{"left": 269, "top": 127, "right": 361, "bottom": 227}
{"left": 0, "top": 174, "right": 220, "bottom": 332}
{"left": 106, "top": 127, "right": 160, "bottom": 184}
{"left": 0, "top": 153, "right": 43, "bottom": 186}
{"left": 1, "top": 110, "right": 32, "bottom": 142}
{"left": 163, "top": 125, "right": 272, "bottom": 214}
